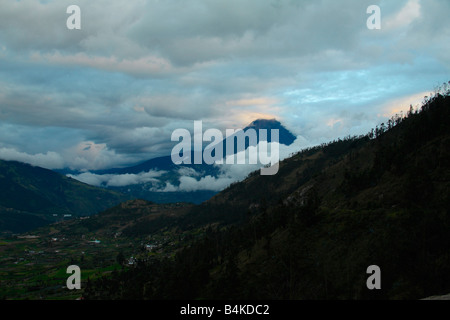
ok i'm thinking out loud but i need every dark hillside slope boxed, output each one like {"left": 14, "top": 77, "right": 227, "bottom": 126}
{"left": 0, "top": 160, "right": 130, "bottom": 234}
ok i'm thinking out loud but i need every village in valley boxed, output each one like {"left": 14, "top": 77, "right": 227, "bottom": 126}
{"left": 0, "top": 201, "right": 202, "bottom": 300}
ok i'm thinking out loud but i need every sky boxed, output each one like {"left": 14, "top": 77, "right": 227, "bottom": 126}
{"left": 0, "top": 0, "right": 449, "bottom": 175}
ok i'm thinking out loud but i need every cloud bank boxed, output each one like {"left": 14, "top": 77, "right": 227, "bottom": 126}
{"left": 0, "top": 0, "right": 449, "bottom": 173}
{"left": 67, "top": 170, "right": 166, "bottom": 187}
{"left": 68, "top": 137, "right": 308, "bottom": 191}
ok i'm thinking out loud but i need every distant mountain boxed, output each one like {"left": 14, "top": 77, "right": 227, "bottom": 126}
{"left": 95, "top": 118, "right": 295, "bottom": 175}
{"left": 242, "top": 118, "right": 296, "bottom": 145}
{"left": 66, "top": 118, "right": 297, "bottom": 204}
{"left": 215, "top": 118, "right": 296, "bottom": 156}
{"left": 0, "top": 160, "right": 130, "bottom": 234}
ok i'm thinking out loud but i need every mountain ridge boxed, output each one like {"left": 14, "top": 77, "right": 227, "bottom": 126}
{"left": 0, "top": 159, "right": 130, "bottom": 234}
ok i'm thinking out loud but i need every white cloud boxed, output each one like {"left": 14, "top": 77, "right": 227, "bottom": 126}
{"left": 67, "top": 172, "right": 107, "bottom": 187}
{"left": 68, "top": 170, "right": 166, "bottom": 187}
{"left": 106, "top": 172, "right": 160, "bottom": 187}
{"left": 155, "top": 136, "right": 308, "bottom": 192}
{"left": 177, "top": 167, "right": 202, "bottom": 177}
{"left": 384, "top": 0, "right": 421, "bottom": 31}
{"left": 159, "top": 182, "right": 178, "bottom": 192}
{"left": 0, "top": 147, "right": 65, "bottom": 169}
{"left": 63, "top": 141, "right": 137, "bottom": 171}
{"left": 177, "top": 175, "right": 235, "bottom": 192}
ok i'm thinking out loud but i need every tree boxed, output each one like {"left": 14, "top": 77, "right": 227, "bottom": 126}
{"left": 116, "top": 251, "right": 125, "bottom": 267}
